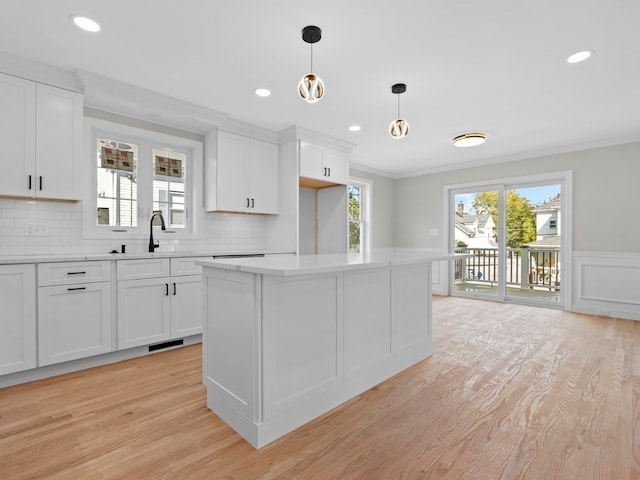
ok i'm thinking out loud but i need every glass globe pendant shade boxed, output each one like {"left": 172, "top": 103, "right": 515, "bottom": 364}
{"left": 389, "top": 118, "right": 409, "bottom": 139}
{"left": 298, "top": 73, "right": 325, "bottom": 103}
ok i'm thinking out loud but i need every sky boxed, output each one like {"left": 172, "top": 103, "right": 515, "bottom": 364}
{"left": 455, "top": 184, "right": 561, "bottom": 215}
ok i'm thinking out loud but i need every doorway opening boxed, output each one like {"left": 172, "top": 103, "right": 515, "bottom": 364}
{"left": 448, "top": 172, "right": 571, "bottom": 309}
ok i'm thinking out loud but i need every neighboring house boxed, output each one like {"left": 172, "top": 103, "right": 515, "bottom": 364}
{"left": 526, "top": 195, "right": 561, "bottom": 248}
{"left": 455, "top": 202, "right": 497, "bottom": 249}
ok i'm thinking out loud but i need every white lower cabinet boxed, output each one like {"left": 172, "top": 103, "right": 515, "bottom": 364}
{"left": 117, "top": 277, "right": 172, "bottom": 349}
{"left": 37, "top": 261, "right": 113, "bottom": 366}
{"left": 117, "top": 257, "right": 203, "bottom": 350}
{"left": 0, "top": 264, "right": 36, "bottom": 375}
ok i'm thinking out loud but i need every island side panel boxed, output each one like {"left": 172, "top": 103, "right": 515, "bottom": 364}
{"left": 203, "top": 268, "right": 260, "bottom": 423}
{"left": 261, "top": 272, "right": 344, "bottom": 420}
{"left": 391, "top": 262, "right": 433, "bottom": 360}
{"left": 343, "top": 267, "right": 392, "bottom": 379}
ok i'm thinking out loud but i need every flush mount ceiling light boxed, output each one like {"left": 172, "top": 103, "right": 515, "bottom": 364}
{"left": 452, "top": 133, "right": 487, "bottom": 147}
{"left": 567, "top": 50, "right": 593, "bottom": 64}
{"left": 389, "top": 83, "right": 409, "bottom": 139}
{"left": 298, "top": 26, "right": 325, "bottom": 103}
{"left": 70, "top": 15, "right": 101, "bottom": 32}
{"left": 349, "top": 125, "right": 361, "bottom": 132}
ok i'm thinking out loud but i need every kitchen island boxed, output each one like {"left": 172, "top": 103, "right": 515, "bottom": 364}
{"left": 199, "top": 252, "right": 461, "bottom": 448}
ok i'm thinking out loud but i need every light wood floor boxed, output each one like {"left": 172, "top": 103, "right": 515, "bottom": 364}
{"left": 2, "top": 297, "right": 639, "bottom": 479}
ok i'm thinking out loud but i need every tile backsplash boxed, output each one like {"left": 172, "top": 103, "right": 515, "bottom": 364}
{"left": 0, "top": 198, "right": 267, "bottom": 256}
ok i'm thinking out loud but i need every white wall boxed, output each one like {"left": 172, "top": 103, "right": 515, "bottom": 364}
{"left": 394, "top": 141, "right": 640, "bottom": 253}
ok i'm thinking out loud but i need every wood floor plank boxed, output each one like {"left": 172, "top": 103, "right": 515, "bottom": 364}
{"left": 1, "top": 297, "right": 639, "bottom": 479}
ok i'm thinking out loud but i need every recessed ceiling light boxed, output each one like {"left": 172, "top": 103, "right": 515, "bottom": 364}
{"left": 71, "top": 15, "right": 101, "bottom": 32}
{"left": 567, "top": 50, "right": 593, "bottom": 64}
{"left": 349, "top": 125, "right": 361, "bottom": 132}
{"left": 453, "top": 133, "right": 486, "bottom": 148}
{"left": 254, "top": 88, "right": 271, "bottom": 97}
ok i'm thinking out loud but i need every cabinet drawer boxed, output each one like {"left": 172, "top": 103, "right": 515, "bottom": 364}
{"left": 38, "top": 261, "right": 111, "bottom": 286}
{"left": 117, "top": 258, "right": 170, "bottom": 280}
{"left": 170, "top": 257, "right": 209, "bottom": 276}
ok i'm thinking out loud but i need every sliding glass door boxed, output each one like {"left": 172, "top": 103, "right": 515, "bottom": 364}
{"left": 450, "top": 178, "right": 565, "bottom": 308}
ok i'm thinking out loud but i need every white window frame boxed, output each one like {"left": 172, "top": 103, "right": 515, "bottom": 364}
{"left": 348, "top": 176, "right": 372, "bottom": 253}
{"left": 82, "top": 117, "right": 203, "bottom": 240}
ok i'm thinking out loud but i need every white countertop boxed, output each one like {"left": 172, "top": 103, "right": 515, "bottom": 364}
{"left": 0, "top": 250, "right": 290, "bottom": 265}
{"left": 199, "top": 251, "right": 468, "bottom": 277}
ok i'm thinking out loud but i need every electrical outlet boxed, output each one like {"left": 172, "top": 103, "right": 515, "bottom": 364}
{"left": 24, "top": 223, "right": 49, "bottom": 237}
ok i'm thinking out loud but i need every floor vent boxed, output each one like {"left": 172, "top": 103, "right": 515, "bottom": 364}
{"left": 149, "top": 339, "right": 184, "bottom": 352}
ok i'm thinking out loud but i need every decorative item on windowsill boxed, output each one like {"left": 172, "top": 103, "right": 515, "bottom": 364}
{"left": 298, "top": 25, "right": 325, "bottom": 103}
{"left": 389, "top": 83, "right": 409, "bottom": 139}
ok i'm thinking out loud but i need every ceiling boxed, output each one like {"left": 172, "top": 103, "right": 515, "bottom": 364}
{"left": 1, "top": 0, "right": 639, "bottom": 177}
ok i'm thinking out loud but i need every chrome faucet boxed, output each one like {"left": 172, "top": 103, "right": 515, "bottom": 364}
{"left": 148, "top": 212, "right": 166, "bottom": 252}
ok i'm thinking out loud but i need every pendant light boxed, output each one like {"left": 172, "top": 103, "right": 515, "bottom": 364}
{"left": 389, "top": 83, "right": 409, "bottom": 139}
{"left": 298, "top": 26, "right": 325, "bottom": 103}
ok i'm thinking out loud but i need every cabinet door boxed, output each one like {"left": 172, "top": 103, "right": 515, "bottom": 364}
{"left": 38, "top": 282, "right": 112, "bottom": 366}
{"left": 216, "top": 130, "right": 249, "bottom": 212}
{"left": 35, "top": 84, "right": 82, "bottom": 200}
{"left": 322, "top": 149, "right": 348, "bottom": 185}
{"left": 248, "top": 139, "right": 279, "bottom": 214}
{"left": 0, "top": 265, "right": 36, "bottom": 375}
{"left": 170, "top": 275, "right": 203, "bottom": 338}
{"left": 0, "top": 73, "right": 36, "bottom": 197}
{"left": 299, "top": 143, "right": 324, "bottom": 180}
{"left": 117, "top": 278, "right": 171, "bottom": 349}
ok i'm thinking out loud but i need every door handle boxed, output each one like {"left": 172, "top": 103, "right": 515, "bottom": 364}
{"left": 246, "top": 197, "right": 250, "bottom": 208}
{"left": 173, "top": 282, "right": 176, "bottom": 295}
{"left": 165, "top": 283, "right": 169, "bottom": 296}
{"left": 327, "top": 167, "right": 331, "bottom": 177}
{"left": 251, "top": 198, "right": 255, "bottom": 208}
{"left": 39, "top": 176, "right": 43, "bottom": 191}
{"left": 28, "top": 175, "right": 32, "bottom": 190}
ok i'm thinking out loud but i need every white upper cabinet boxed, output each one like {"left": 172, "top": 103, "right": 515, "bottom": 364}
{"left": 211, "top": 130, "right": 279, "bottom": 214}
{"left": 0, "top": 73, "right": 82, "bottom": 200}
{"left": 299, "top": 142, "right": 349, "bottom": 186}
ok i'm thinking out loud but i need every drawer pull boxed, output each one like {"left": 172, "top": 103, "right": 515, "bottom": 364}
{"left": 67, "top": 287, "right": 86, "bottom": 291}
{"left": 67, "top": 271, "right": 87, "bottom": 275}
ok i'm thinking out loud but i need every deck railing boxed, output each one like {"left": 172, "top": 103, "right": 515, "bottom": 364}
{"left": 454, "top": 246, "right": 561, "bottom": 291}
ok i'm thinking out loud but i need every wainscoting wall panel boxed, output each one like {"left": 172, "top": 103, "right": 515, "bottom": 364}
{"left": 572, "top": 252, "right": 640, "bottom": 321}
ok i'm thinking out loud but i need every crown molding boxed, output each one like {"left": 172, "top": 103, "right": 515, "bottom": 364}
{"left": 280, "top": 126, "right": 356, "bottom": 153}
{"left": 78, "top": 70, "right": 229, "bottom": 135}
{"left": 0, "top": 51, "right": 83, "bottom": 92}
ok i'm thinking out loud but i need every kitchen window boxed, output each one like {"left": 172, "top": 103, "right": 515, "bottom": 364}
{"left": 84, "top": 118, "right": 202, "bottom": 239}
